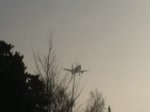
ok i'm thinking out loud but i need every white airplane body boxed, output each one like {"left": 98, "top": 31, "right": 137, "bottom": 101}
{"left": 63, "top": 65, "right": 88, "bottom": 75}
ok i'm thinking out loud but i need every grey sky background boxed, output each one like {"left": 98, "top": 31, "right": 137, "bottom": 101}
{"left": 1, "top": 0, "right": 150, "bottom": 112}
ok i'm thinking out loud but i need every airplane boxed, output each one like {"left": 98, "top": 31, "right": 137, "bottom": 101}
{"left": 63, "top": 64, "right": 88, "bottom": 75}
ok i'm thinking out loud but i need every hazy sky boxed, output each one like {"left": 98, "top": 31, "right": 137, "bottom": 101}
{"left": 1, "top": 0, "right": 150, "bottom": 112}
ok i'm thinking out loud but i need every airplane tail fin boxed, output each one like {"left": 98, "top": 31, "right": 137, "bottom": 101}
{"left": 72, "top": 64, "right": 73, "bottom": 70}
{"left": 71, "top": 64, "right": 74, "bottom": 74}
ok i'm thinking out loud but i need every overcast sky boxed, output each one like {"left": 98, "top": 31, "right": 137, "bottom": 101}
{"left": 1, "top": 0, "right": 150, "bottom": 112}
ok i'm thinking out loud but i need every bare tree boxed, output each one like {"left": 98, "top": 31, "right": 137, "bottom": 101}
{"left": 84, "top": 89, "right": 106, "bottom": 112}
{"left": 33, "top": 38, "right": 81, "bottom": 112}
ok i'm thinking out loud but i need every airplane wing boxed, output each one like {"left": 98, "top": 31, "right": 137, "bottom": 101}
{"left": 79, "top": 70, "right": 88, "bottom": 73}
{"left": 63, "top": 68, "right": 72, "bottom": 71}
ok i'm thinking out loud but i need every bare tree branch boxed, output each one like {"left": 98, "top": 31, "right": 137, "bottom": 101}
{"left": 33, "top": 37, "right": 82, "bottom": 112}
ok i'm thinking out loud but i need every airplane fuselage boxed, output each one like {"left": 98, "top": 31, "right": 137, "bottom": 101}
{"left": 74, "top": 65, "right": 81, "bottom": 73}
{"left": 64, "top": 64, "right": 87, "bottom": 75}
{"left": 71, "top": 65, "right": 81, "bottom": 74}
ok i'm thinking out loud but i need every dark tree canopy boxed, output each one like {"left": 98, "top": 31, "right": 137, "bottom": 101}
{"left": 0, "top": 41, "right": 46, "bottom": 112}
{"left": 23, "top": 74, "right": 47, "bottom": 112}
{"left": 0, "top": 41, "right": 27, "bottom": 112}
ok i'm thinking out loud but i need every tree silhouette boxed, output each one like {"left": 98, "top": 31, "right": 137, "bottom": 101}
{"left": 0, "top": 41, "right": 27, "bottom": 112}
{"left": 0, "top": 40, "right": 46, "bottom": 112}
{"left": 84, "top": 90, "right": 105, "bottom": 112}
{"left": 23, "top": 74, "right": 47, "bottom": 112}
{"left": 0, "top": 40, "right": 110, "bottom": 112}
{"left": 33, "top": 38, "right": 82, "bottom": 112}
